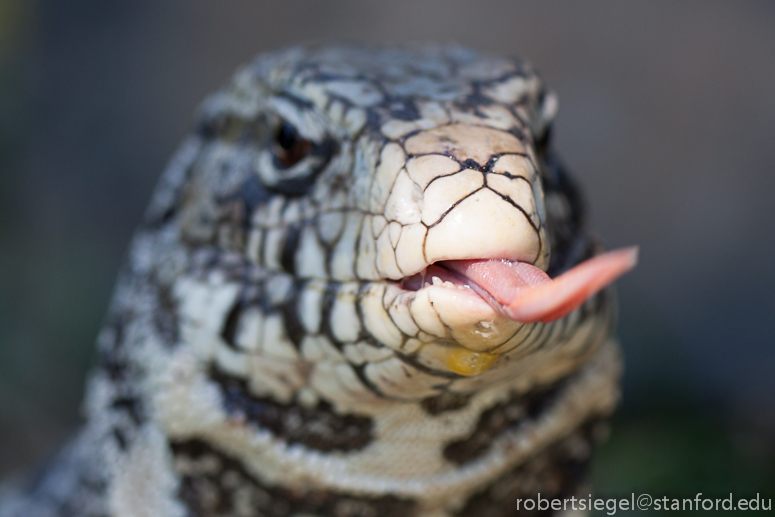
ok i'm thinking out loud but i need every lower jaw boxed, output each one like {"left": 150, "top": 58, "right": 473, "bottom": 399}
{"left": 384, "top": 279, "right": 522, "bottom": 376}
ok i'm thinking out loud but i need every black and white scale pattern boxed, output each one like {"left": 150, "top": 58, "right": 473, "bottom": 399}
{"left": 0, "top": 45, "right": 623, "bottom": 517}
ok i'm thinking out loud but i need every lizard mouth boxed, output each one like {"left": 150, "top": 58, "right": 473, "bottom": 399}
{"left": 398, "top": 248, "right": 639, "bottom": 324}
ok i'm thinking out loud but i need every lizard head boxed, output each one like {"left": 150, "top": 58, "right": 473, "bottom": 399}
{"left": 152, "top": 46, "right": 634, "bottom": 409}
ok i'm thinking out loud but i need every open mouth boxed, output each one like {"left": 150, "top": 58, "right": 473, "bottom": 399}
{"left": 397, "top": 248, "right": 639, "bottom": 324}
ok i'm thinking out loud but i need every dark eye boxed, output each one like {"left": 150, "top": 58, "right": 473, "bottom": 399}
{"left": 274, "top": 121, "right": 312, "bottom": 168}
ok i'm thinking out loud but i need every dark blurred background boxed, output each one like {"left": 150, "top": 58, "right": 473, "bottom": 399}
{"left": 1, "top": 0, "right": 773, "bottom": 513}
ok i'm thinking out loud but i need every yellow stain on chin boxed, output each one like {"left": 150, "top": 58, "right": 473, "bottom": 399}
{"left": 445, "top": 347, "right": 499, "bottom": 376}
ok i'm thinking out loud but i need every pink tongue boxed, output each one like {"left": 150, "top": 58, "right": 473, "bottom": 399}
{"left": 443, "top": 247, "right": 638, "bottom": 323}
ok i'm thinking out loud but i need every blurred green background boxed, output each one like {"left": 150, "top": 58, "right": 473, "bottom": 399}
{"left": 0, "top": 1, "right": 773, "bottom": 514}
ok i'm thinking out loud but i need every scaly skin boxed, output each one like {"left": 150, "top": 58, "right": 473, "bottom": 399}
{"left": 0, "top": 45, "right": 622, "bottom": 517}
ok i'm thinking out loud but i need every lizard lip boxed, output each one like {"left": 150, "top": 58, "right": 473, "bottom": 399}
{"left": 397, "top": 248, "right": 639, "bottom": 323}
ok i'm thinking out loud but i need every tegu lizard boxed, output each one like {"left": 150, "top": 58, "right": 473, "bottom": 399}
{"left": 0, "top": 45, "right": 637, "bottom": 517}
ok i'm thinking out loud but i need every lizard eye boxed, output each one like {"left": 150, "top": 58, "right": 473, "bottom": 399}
{"left": 273, "top": 121, "right": 312, "bottom": 169}
{"left": 256, "top": 116, "right": 338, "bottom": 197}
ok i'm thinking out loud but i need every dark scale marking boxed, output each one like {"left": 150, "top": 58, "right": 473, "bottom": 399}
{"left": 196, "top": 113, "right": 236, "bottom": 141}
{"left": 210, "top": 367, "right": 374, "bottom": 452}
{"left": 274, "top": 91, "right": 316, "bottom": 110}
{"left": 458, "top": 152, "right": 521, "bottom": 175}
{"left": 543, "top": 317, "right": 568, "bottom": 353}
{"left": 149, "top": 204, "right": 177, "bottom": 228}
{"left": 455, "top": 87, "right": 495, "bottom": 114}
{"left": 351, "top": 363, "right": 397, "bottom": 400}
{"left": 420, "top": 391, "right": 472, "bottom": 416}
{"left": 153, "top": 281, "right": 180, "bottom": 346}
{"left": 452, "top": 420, "right": 608, "bottom": 516}
{"left": 352, "top": 215, "right": 366, "bottom": 283}
{"left": 523, "top": 319, "right": 558, "bottom": 356}
{"left": 529, "top": 320, "right": 558, "bottom": 355}
{"left": 396, "top": 353, "right": 463, "bottom": 380}
{"left": 325, "top": 93, "right": 360, "bottom": 112}
{"left": 505, "top": 102, "right": 531, "bottom": 135}
{"left": 319, "top": 282, "right": 345, "bottom": 349}
{"left": 280, "top": 223, "right": 303, "bottom": 274}
{"left": 280, "top": 279, "right": 308, "bottom": 348}
{"left": 221, "top": 275, "right": 305, "bottom": 351}
{"left": 172, "top": 439, "right": 417, "bottom": 517}
{"left": 461, "top": 157, "right": 483, "bottom": 171}
{"left": 219, "top": 298, "right": 243, "bottom": 350}
{"left": 98, "top": 315, "right": 129, "bottom": 381}
{"left": 111, "top": 428, "right": 128, "bottom": 451}
{"left": 381, "top": 95, "right": 421, "bottom": 121}
{"left": 358, "top": 332, "right": 386, "bottom": 350}
{"left": 98, "top": 348, "right": 128, "bottom": 382}
{"left": 364, "top": 107, "right": 385, "bottom": 135}
{"left": 110, "top": 396, "right": 145, "bottom": 426}
{"left": 219, "top": 277, "right": 263, "bottom": 351}
{"left": 443, "top": 377, "right": 569, "bottom": 465}
{"left": 321, "top": 231, "right": 339, "bottom": 279}
{"left": 302, "top": 70, "right": 374, "bottom": 85}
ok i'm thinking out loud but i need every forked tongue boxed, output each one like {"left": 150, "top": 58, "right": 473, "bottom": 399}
{"left": 443, "top": 247, "right": 638, "bottom": 323}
